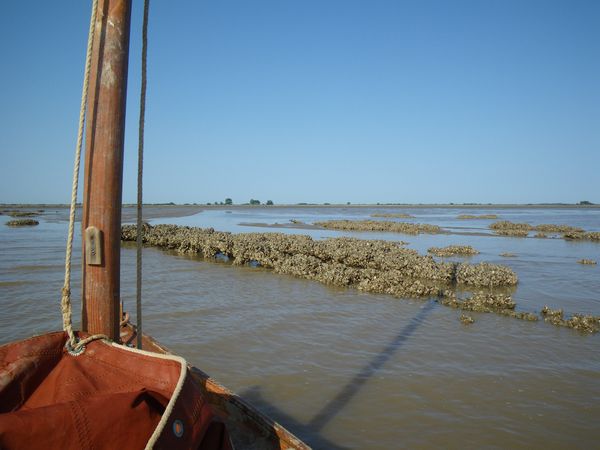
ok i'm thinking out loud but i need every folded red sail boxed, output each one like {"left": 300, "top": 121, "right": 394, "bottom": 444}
{"left": 0, "top": 331, "right": 232, "bottom": 450}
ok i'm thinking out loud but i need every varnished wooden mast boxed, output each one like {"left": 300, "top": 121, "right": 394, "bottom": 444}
{"left": 82, "top": 0, "right": 132, "bottom": 341}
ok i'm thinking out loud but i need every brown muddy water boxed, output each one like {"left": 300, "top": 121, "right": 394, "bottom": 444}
{"left": 1, "top": 206, "right": 599, "bottom": 449}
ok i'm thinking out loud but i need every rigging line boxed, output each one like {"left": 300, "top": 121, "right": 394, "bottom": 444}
{"left": 137, "top": 0, "right": 150, "bottom": 350}
{"left": 61, "top": 0, "right": 107, "bottom": 350}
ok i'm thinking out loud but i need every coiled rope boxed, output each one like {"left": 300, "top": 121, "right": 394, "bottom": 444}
{"left": 61, "top": 0, "right": 108, "bottom": 352}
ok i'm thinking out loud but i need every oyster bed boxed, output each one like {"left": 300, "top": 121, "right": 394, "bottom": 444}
{"left": 6, "top": 219, "right": 39, "bottom": 227}
{"left": 122, "top": 225, "right": 515, "bottom": 297}
{"left": 428, "top": 245, "right": 479, "bottom": 257}
{"left": 314, "top": 219, "right": 442, "bottom": 235}
{"left": 441, "top": 291, "right": 538, "bottom": 321}
{"left": 460, "top": 314, "right": 474, "bottom": 325}
{"left": 578, "top": 259, "right": 597, "bottom": 265}
{"left": 457, "top": 214, "right": 498, "bottom": 219}
{"left": 122, "top": 224, "right": 598, "bottom": 332}
{"left": 371, "top": 213, "right": 415, "bottom": 218}
{"left": 541, "top": 306, "right": 600, "bottom": 333}
{"left": 490, "top": 220, "right": 600, "bottom": 241}
{"left": 6, "top": 211, "right": 39, "bottom": 217}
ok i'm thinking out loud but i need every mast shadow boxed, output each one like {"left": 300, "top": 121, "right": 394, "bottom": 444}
{"left": 239, "top": 386, "right": 350, "bottom": 450}
{"left": 240, "top": 300, "right": 436, "bottom": 449}
{"left": 308, "top": 300, "right": 436, "bottom": 432}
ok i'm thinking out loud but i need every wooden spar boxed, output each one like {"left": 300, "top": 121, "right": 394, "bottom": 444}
{"left": 82, "top": 0, "right": 132, "bottom": 341}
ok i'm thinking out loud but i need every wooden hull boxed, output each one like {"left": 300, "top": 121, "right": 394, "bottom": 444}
{"left": 121, "top": 325, "right": 310, "bottom": 450}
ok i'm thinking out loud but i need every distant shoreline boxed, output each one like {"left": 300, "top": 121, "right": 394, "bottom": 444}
{"left": 2, "top": 203, "right": 598, "bottom": 211}
{"left": 2, "top": 203, "right": 598, "bottom": 225}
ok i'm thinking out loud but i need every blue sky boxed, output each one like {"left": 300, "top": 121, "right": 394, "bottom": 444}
{"left": 0, "top": 0, "right": 598, "bottom": 205}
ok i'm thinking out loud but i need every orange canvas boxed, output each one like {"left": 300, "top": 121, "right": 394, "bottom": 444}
{"left": 0, "top": 331, "right": 231, "bottom": 450}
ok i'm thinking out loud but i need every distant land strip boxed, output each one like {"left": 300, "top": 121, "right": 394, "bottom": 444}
{"left": 2, "top": 202, "right": 599, "bottom": 210}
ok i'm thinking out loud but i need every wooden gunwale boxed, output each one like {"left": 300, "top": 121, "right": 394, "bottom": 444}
{"left": 121, "top": 324, "right": 311, "bottom": 450}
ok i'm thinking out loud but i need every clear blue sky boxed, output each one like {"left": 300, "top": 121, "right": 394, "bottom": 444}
{"left": 0, "top": 0, "right": 598, "bottom": 205}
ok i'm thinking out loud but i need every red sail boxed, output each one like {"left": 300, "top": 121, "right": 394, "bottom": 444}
{"left": 0, "top": 331, "right": 231, "bottom": 450}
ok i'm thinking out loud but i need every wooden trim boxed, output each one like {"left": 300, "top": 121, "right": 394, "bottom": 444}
{"left": 120, "top": 325, "right": 311, "bottom": 450}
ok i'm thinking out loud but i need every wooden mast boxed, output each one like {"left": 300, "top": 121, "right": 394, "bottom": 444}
{"left": 82, "top": 0, "right": 132, "bottom": 341}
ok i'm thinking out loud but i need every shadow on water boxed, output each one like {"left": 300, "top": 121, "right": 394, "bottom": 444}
{"left": 240, "top": 300, "right": 437, "bottom": 449}
{"left": 239, "top": 386, "right": 350, "bottom": 450}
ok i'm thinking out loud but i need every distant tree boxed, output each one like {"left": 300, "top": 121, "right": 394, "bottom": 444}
{"left": 249, "top": 199, "right": 261, "bottom": 205}
{"left": 266, "top": 200, "right": 274, "bottom": 205}
{"left": 225, "top": 198, "right": 233, "bottom": 205}
{"left": 206, "top": 202, "right": 212, "bottom": 205}
{"left": 579, "top": 200, "right": 593, "bottom": 205}
{"left": 347, "top": 202, "right": 351, "bottom": 205}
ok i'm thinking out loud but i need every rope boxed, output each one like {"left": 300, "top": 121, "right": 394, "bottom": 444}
{"left": 136, "top": 0, "right": 150, "bottom": 350}
{"left": 61, "top": 0, "right": 107, "bottom": 351}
